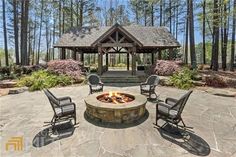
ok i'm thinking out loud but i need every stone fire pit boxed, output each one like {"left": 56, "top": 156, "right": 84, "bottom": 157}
{"left": 84, "top": 91, "right": 147, "bottom": 124}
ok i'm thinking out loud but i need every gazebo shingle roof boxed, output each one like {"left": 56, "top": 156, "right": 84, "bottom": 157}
{"left": 54, "top": 25, "right": 181, "bottom": 48}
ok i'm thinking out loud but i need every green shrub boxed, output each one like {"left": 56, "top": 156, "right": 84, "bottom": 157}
{"left": 116, "top": 63, "right": 126, "bottom": 67}
{"left": 170, "top": 67, "right": 197, "bottom": 89}
{"left": 17, "top": 70, "right": 73, "bottom": 91}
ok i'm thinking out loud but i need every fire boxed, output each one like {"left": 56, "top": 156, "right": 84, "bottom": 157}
{"left": 97, "top": 91, "right": 133, "bottom": 104}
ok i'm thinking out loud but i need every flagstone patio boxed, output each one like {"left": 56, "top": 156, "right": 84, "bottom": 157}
{"left": 0, "top": 85, "right": 236, "bottom": 157}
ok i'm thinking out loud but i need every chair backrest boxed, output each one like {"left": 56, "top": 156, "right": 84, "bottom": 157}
{"left": 43, "top": 89, "right": 60, "bottom": 114}
{"left": 146, "top": 75, "right": 159, "bottom": 86}
{"left": 88, "top": 74, "right": 100, "bottom": 85}
{"left": 171, "top": 90, "right": 193, "bottom": 118}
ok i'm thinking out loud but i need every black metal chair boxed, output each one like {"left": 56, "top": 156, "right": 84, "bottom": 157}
{"left": 140, "top": 75, "right": 160, "bottom": 99}
{"left": 155, "top": 90, "right": 193, "bottom": 130}
{"left": 87, "top": 74, "right": 104, "bottom": 94}
{"left": 44, "top": 89, "right": 76, "bottom": 129}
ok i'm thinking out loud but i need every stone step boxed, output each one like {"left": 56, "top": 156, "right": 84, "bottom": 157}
{"left": 101, "top": 77, "right": 142, "bottom": 83}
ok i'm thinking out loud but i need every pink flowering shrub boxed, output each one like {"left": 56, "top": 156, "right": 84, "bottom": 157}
{"left": 151, "top": 60, "right": 182, "bottom": 76}
{"left": 47, "top": 59, "right": 82, "bottom": 81}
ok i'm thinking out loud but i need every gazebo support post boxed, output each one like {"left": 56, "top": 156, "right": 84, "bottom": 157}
{"left": 151, "top": 52, "right": 154, "bottom": 64}
{"left": 132, "top": 46, "right": 136, "bottom": 75}
{"left": 127, "top": 53, "right": 129, "bottom": 71}
{"left": 72, "top": 48, "right": 76, "bottom": 60}
{"left": 98, "top": 46, "right": 103, "bottom": 75}
{"left": 61, "top": 48, "right": 66, "bottom": 59}
{"left": 158, "top": 49, "right": 162, "bottom": 60}
{"left": 106, "top": 53, "right": 108, "bottom": 72}
{"left": 169, "top": 48, "right": 174, "bottom": 60}
{"left": 80, "top": 52, "right": 84, "bottom": 64}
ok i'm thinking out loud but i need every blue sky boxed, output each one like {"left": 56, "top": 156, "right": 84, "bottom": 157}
{"left": 0, "top": 0, "right": 204, "bottom": 50}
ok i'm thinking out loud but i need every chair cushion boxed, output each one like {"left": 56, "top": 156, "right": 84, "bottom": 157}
{"left": 158, "top": 105, "right": 178, "bottom": 119}
{"left": 141, "top": 85, "right": 150, "bottom": 91}
{"left": 55, "top": 105, "right": 75, "bottom": 117}
{"left": 91, "top": 85, "right": 103, "bottom": 91}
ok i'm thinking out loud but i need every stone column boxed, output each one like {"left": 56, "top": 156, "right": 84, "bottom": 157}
{"left": 131, "top": 47, "right": 136, "bottom": 75}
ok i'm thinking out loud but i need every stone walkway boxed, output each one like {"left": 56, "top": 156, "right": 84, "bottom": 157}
{"left": 0, "top": 85, "right": 236, "bottom": 157}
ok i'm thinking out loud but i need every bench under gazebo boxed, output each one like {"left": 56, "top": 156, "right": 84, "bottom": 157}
{"left": 54, "top": 23, "right": 180, "bottom": 75}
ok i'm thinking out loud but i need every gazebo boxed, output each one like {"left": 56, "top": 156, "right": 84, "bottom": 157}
{"left": 54, "top": 23, "right": 180, "bottom": 75}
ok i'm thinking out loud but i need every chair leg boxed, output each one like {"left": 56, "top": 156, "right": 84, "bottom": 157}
{"left": 181, "top": 118, "right": 186, "bottom": 129}
{"left": 74, "top": 114, "right": 76, "bottom": 125}
{"left": 155, "top": 106, "right": 159, "bottom": 126}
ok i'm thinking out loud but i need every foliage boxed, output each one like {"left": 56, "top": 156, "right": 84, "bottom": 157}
{"left": 205, "top": 75, "right": 227, "bottom": 88}
{"left": 0, "top": 64, "right": 46, "bottom": 80}
{"left": 90, "top": 67, "right": 98, "bottom": 73}
{"left": 170, "top": 67, "right": 198, "bottom": 89}
{"left": 151, "top": 60, "right": 182, "bottom": 76}
{"left": 116, "top": 63, "right": 126, "bottom": 67}
{"left": 17, "top": 70, "right": 73, "bottom": 91}
{"left": 47, "top": 59, "right": 82, "bottom": 82}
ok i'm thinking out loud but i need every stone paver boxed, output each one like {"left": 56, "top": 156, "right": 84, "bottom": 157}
{"left": 0, "top": 85, "right": 236, "bottom": 157}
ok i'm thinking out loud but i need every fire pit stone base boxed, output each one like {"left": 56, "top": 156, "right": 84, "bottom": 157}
{"left": 84, "top": 91, "right": 147, "bottom": 124}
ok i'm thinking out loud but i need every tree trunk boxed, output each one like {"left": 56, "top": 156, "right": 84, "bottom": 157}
{"left": 71, "top": 0, "right": 73, "bottom": 27}
{"left": 160, "top": 0, "right": 162, "bottom": 26}
{"left": 151, "top": 2, "right": 154, "bottom": 26}
{"left": 46, "top": 20, "right": 49, "bottom": 61}
{"left": 21, "top": 0, "right": 29, "bottom": 65}
{"left": 32, "top": 3, "right": 37, "bottom": 65}
{"left": 221, "top": 0, "right": 228, "bottom": 71}
{"left": 62, "top": 0, "right": 65, "bottom": 33}
{"left": 13, "top": 0, "right": 19, "bottom": 65}
{"left": 184, "top": 0, "right": 189, "bottom": 64}
{"left": 230, "top": 0, "right": 236, "bottom": 71}
{"left": 175, "top": 1, "right": 179, "bottom": 40}
{"left": 2, "top": 0, "right": 9, "bottom": 66}
{"left": 79, "top": 0, "right": 83, "bottom": 27}
{"left": 169, "top": 0, "right": 172, "bottom": 33}
{"left": 212, "top": 0, "right": 219, "bottom": 71}
{"left": 37, "top": 0, "right": 44, "bottom": 64}
{"left": 76, "top": 0, "right": 79, "bottom": 27}
{"left": 202, "top": 0, "right": 206, "bottom": 64}
{"left": 52, "top": 10, "right": 56, "bottom": 60}
{"left": 59, "top": 1, "right": 61, "bottom": 37}
{"left": 188, "top": 0, "right": 197, "bottom": 68}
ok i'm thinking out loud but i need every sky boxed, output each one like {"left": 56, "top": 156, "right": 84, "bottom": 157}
{"left": 0, "top": 0, "right": 204, "bottom": 50}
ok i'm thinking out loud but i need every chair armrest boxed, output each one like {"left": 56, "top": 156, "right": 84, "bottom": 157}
{"left": 149, "top": 85, "right": 156, "bottom": 90}
{"left": 165, "top": 97, "right": 178, "bottom": 105}
{"left": 140, "top": 82, "right": 147, "bottom": 86}
{"left": 157, "top": 102, "right": 172, "bottom": 109}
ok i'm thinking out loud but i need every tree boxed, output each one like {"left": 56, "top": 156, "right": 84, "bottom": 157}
{"left": 188, "top": 0, "right": 197, "bottom": 68}
{"left": 13, "top": 0, "right": 19, "bottom": 65}
{"left": 230, "top": 0, "right": 236, "bottom": 71}
{"left": 221, "top": 0, "right": 229, "bottom": 71}
{"left": 37, "top": 0, "right": 44, "bottom": 64}
{"left": 211, "top": 0, "right": 220, "bottom": 71}
{"left": 2, "top": 0, "right": 9, "bottom": 66}
{"left": 20, "top": 0, "right": 30, "bottom": 65}
{"left": 202, "top": 0, "right": 206, "bottom": 64}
